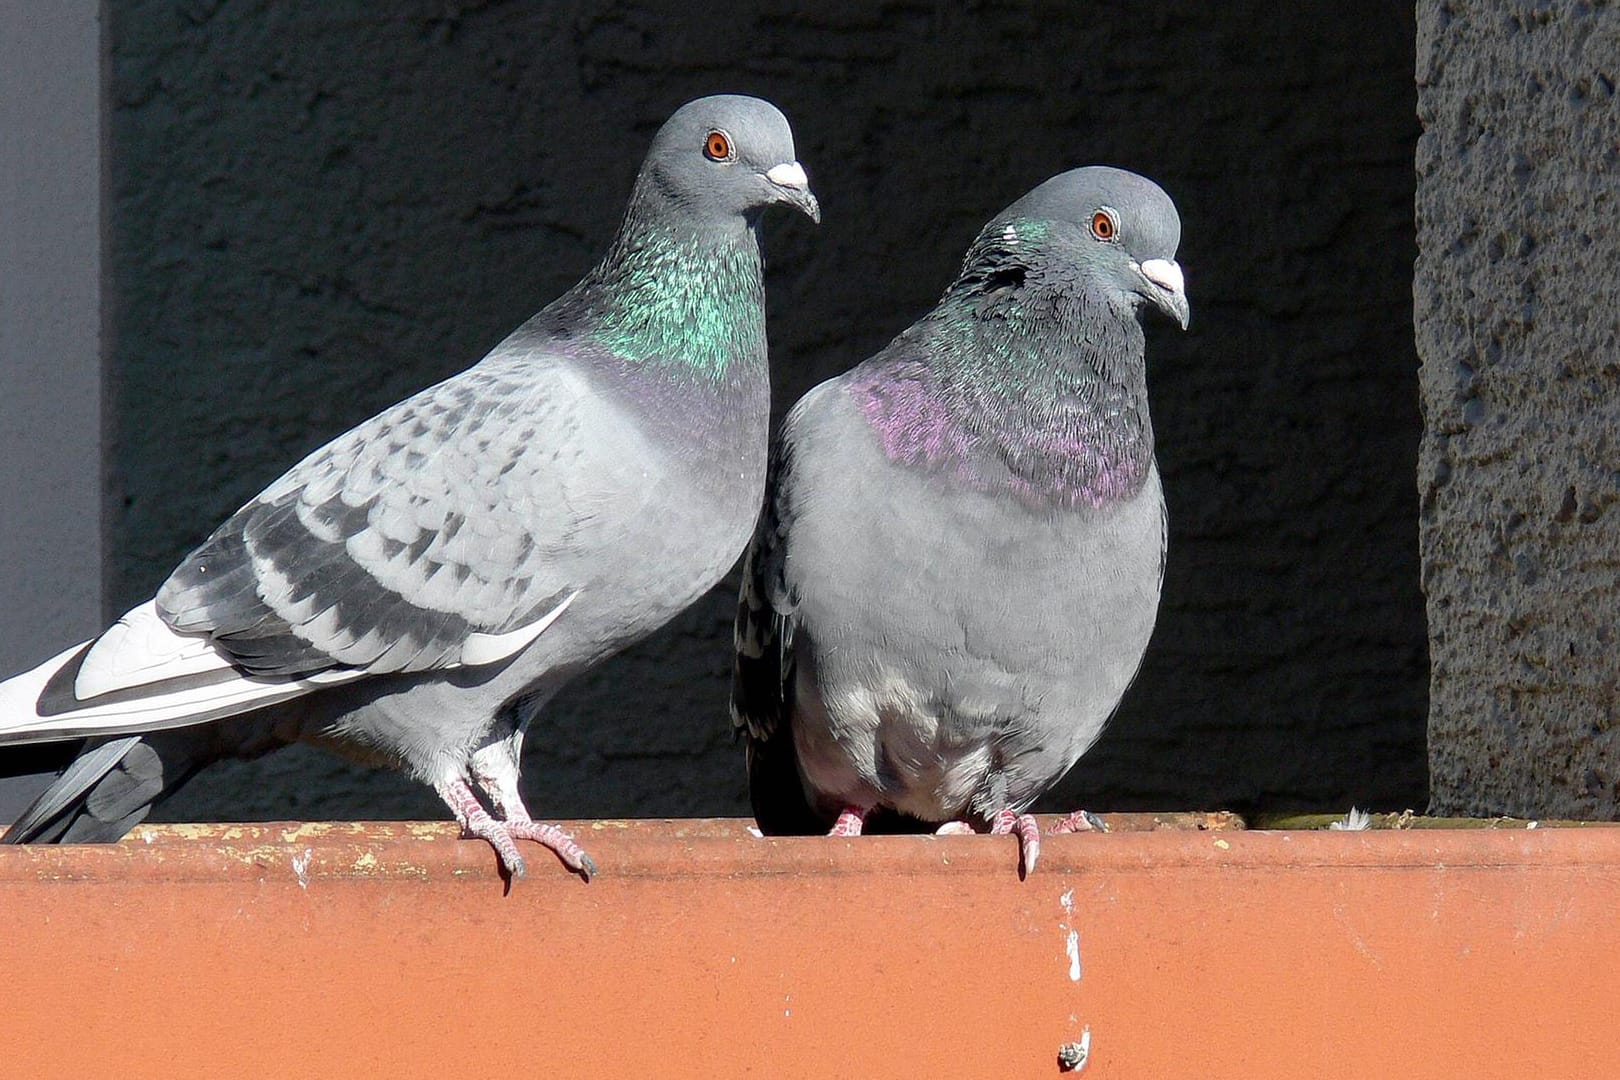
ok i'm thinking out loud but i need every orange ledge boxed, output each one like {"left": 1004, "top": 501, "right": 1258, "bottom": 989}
{"left": 3, "top": 817, "right": 1618, "bottom": 1079}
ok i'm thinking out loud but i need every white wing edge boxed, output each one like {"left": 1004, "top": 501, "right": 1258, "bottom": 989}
{"left": 75, "top": 600, "right": 240, "bottom": 699}
{"left": 0, "top": 636, "right": 360, "bottom": 746}
{"left": 0, "top": 587, "right": 581, "bottom": 746}
{"left": 457, "top": 589, "right": 580, "bottom": 667}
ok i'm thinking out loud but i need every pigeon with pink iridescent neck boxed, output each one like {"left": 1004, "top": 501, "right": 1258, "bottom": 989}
{"left": 732, "top": 166, "right": 1187, "bottom": 875}
{"left": 0, "top": 94, "right": 819, "bottom": 880}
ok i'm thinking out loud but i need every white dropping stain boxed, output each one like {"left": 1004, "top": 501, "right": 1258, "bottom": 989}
{"left": 1059, "top": 889, "right": 1082, "bottom": 981}
{"left": 746, "top": 826, "right": 764, "bottom": 838}
{"left": 291, "top": 847, "right": 313, "bottom": 890}
{"left": 1058, "top": 1027, "right": 1092, "bottom": 1072}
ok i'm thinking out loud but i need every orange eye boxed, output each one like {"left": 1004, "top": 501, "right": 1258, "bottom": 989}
{"left": 1090, "top": 210, "right": 1117, "bottom": 241}
{"left": 704, "top": 130, "right": 732, "bottom": 161}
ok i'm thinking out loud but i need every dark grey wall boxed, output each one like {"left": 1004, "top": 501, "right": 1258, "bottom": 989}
{"left": 100, "top": 2, "right": 1426, "bottom": 823}
{"left": 1417, "top": 2, "right": 1620, "bottom": 817}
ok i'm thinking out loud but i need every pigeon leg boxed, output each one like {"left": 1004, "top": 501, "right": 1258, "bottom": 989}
{"left": 829, "top": 806, "right": 870, "bottom": 836}
{"left": 467, "top": 743, "right": 598, "bottom": 881}
{"left": 1050, "top": 809, "right": 1108, "bottom": 835}
{"left": 934, "top": 821, "right": 976, "bottom": 835}
{"left": 990, "top": 807, "right": 1043, "bottom": 875}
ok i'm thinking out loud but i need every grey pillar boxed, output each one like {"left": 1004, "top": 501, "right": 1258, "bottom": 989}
{"left": 0, "top": 3, "right": 105, "bottom": 673}
{"left": 1417, "top": 3, "right": 1620, "bottom": 816}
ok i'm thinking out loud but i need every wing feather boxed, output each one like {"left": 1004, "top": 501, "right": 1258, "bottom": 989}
{"left": 157, "top": 352, "right": 608, "bottom": 676}
{"left": 0, "top": 337, "right": 637, "bottom": 747}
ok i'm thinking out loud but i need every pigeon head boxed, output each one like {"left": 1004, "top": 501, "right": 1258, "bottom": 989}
{"left": 637, "top": 94, "right": 820, "bottom": 227}
{"left": 551, "top": 95, "right": 816, "bottom": 382}
{"left": 985, "top": 166, "right": 1188, "bottom": 330}
{"left": 848, "top": 166, "right": 1188, "bottom": 508}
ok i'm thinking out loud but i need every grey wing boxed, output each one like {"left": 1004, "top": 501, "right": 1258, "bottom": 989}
{"left": 730, "top": 431, "right": 799, "bottom": 744}
{"left": 730, "top": 394, "right": 831, "bottom": 834}
{"left": 158, "top": 355, "right": 619, "bottom": 677}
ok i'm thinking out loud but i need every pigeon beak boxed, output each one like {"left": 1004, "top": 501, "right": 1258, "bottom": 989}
{"left": 1136, "top": 258, "right": 1190, "bottom": 329}
{"left": 764, "top": 161, "right": 821, "bottom": 224}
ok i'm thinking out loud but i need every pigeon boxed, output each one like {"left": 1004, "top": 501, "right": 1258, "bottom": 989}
{"left": 0, "top": 93, "right": 819, "bottom": 880}
{"left": 732, "top": 166, "right": 1187, "bottom": 875}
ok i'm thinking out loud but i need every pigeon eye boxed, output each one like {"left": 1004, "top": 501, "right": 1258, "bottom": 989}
{"left": 1090, "top": 210, "right": 1118, "bottom": 242}
{"left": 704, "top": 130, "right": 733, "bottom": 161}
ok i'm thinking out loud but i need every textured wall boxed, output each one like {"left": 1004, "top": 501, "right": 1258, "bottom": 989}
{"left": 1417, "top": 3, "right": 1620, "bottom": 817}
{"left": 99, "top": 1, "right": 1426, "bottom": 824}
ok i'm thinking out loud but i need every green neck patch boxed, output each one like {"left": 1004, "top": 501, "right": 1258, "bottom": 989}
{"left": 580, "top": 215, "right": 766, "bottom": 381}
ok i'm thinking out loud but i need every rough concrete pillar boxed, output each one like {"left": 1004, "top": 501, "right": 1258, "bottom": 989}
{"left": 1417, "top": 3, "right": 1620, "bottom": 816}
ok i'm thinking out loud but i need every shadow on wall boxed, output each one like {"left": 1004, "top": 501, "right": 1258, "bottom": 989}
{"left": 98, "top": 2, "right": 1426, "bottom": 824}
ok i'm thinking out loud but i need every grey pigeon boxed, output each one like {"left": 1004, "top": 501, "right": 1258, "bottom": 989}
{"left": 732, "top": 166, "right": 1186, "bottom": 874}
{"left": 0, "top": 94, "right": 819, "bottom": 879}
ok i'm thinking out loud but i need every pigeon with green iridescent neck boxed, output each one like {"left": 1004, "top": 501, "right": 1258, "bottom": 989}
{"left": 732, "top": 166, "right": 1186, "bottom": 876}
{"left": 0, "top": 94, "right": 819, "bottom": 880}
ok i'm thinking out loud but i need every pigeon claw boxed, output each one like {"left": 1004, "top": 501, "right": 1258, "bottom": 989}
{"left": 459, "top": 813, "right": 530, "bottom": 881}
{"left": 991, "top": 808, "right": 1042, "bottom": 877}
{"left": 1050, "top": 809, "right": 1108, "bottom": 835}
{"left": 450, "top": 794, "right": 594, "bottom": 883}
{"left": 504, "top": 820, "right": 597, "bottom": 882}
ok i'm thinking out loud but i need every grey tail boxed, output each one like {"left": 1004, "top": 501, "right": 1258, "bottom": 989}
{"left": 3, "top": 735, "right": 158, "bottom": 843}
{"left": 745, "top": 723, "right": 829, "bottom": 837}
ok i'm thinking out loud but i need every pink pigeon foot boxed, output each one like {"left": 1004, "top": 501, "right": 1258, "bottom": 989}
{"left": 990, "top": 807, "right": 1043, "bottom": 875}
{"left": 438, "top": 778, "right": 597, "bottom": 881}
{"left": 1050, "top": 809, "right": 1108, "bottom": 836}
{"left": 829, "top": 806, "right": 869, "bottom": 837}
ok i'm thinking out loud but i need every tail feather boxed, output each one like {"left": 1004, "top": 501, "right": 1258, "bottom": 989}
{"left": 76, "top": 738, "right": 172, "bottom": 834}
{"left": 2, "top": 727, "right": 237, "bottom": 844}
{"left": 745, "top": 726, "right": 830, "bottom": 836}
{"left": 1, "top": 736, "right": 141, "bottom": 843}
{"left": 0, "top": 604, "right": 349, "bottom": 843}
